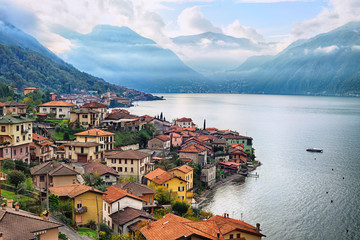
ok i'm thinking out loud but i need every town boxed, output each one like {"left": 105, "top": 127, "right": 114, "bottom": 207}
{"left": 0, "top": 87, "right": 264, "bottom": 240}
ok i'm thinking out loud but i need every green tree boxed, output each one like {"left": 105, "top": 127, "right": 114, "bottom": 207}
{"left": 7, "top": 170, "right": 26, "bottom": 188}
{"left": 49, "top": 194, "right": 60, "bottom": 212}
{"left": 154, "top": 186, "right": 177, "bottom": 205}
{"left": 171, "top": 200, "right": 190, "bottom": 216}
{"left": 59, "top": 200, "right": 73, "bottom": 218}
{"left": 24, "top": 178, "right": 34, "bottom": 191}
{"left": 99, "top": 223, "right": 112, "bottom": 240}
{"left": 2, "top": 159, "right": 15, "bottom": 170}
{"left": 63, "top": 131, "right": 70, "bottom": 140}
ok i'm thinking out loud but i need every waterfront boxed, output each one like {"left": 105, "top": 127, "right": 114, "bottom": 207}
{"left": 130, "top": 94, "right": 360, "bottom": 240}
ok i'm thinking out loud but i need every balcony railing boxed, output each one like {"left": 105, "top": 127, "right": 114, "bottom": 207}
{"left": 75, "top": 206, "right": 87, "bottom": 214}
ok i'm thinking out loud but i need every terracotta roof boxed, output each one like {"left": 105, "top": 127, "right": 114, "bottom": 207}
{"left": 180, "top": 158, "right": 193, "bottom": 163}
{"left": 206, "top": 128, "right": 218, "bottom": 131}
{"left": 180, "top": 144, "right": 207, "bottom": 153}
{"left": 105, "top": 111, "right": 139, "bottom": 121}
{"left": 170, "top": 164, "right": 193, "bottom": 174}
{"left": 110, "top": 207, "right": 155, "bottom": 226}
{"left": 176, "top": 117, "right": 193, "bottom": 122}
{"left": 38, "top": 101, "right": 75, "bottom": 107}
{"left": 30, "top": 161, "right": 78, "bottom": 176}
{"left": 4, "top": 101, "right": 27, "bottom": 107}
{"left": 103, "top": 186, "right": 144, "bottom": 204}
{"left": 106, "top": 150, "right": 150, "bottom": 160}
{"left": 144, "top": 168, "right": 175, "bottom": 185}
{"left": 39, "top": 140, "right": 54, "bottom": 146}
{"left": 32, "top": 133, "right": 47, "bottom": 142}
{"left": 83, "top": 162, "right": 118, "bottom": 176}
{"left": 82, "top": 102, "right": 107, "bottom": 108}
{"left": 24, "top": 87, "right": 39, "bottom": 90}
{"left": 70, "top": 108, "right": 99, "bottom": 114}
{"left": 63, "top": 142, "right": 102, "bottom": 147}
{"left": 155, "top": 135, "right": 170, "bottom": 142}
{"left": 74, "top": 128, "right": 115, "bottom": 137}
{"left": 49, "top": 183, "right": 104, "bottom": 198}
{"left": 0, "top": 102, "right": 5, "bottom": 107}
{"left": 0, "top": 208, "right": 62, "bottom": 240}
{"left": 113, "top": 182, "right": 156, "bottom": 197}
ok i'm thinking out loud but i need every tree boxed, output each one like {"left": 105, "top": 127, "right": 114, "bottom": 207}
{"left": 49, "top": 194, "right": 60, "bottom": 212}
{"left": 24, "top": 178, "right": 34, "bottom": 191}
{"left": 154, "top": 186, "right": 177, "bottom": 205}
{"left": 2, "top": 159, "right": 15, "bottom": 170}
{"left": 7, "top": 170, "right": 26, "bottom": 188}
{"left": 63, "top": 131, "right": 70, "bottom": 140}
{"left": 172, "top": 200, "right": 190, "bottom": 216}
{"left": 59, "top": 200, "right": 73, "bottom": 218}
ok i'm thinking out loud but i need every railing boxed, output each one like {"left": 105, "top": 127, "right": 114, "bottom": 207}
{"left": 75, "top": 206, "right": 87, "bottom": 214}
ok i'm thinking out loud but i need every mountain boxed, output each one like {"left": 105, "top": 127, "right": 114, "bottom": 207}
{"left": 0, "top": 22, "right": 160, "bottom": 100}
{"left": 57, "top": 25, "right": 209, "bottom": 93}
{"left": 228, "top": 21, "right": 360, "bottom": 95}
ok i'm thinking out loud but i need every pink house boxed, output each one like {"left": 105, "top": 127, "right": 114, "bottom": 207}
{"left": 170, "top": 133, "right": 183, "bottom": 147}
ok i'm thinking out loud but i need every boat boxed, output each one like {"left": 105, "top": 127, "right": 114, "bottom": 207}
{"left": 306, "top": 148, "right": 323, "bottom": 153}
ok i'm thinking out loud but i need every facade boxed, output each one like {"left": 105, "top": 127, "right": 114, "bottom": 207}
{"left": 30, "top": 160, "right": 79, "bottom": 189}
{"left": 224, "top": 134, "right": 253, "bottom": 153}
{"left": 23, "top": 87, "right": 39, "bottom": 95}
{"left": 83, "top": 162, "right": 119, "bottom": 185}
{"left": 103, "top": 110, "right": 142, "bottom": 131}
{"left": 63, "top": 142, "right": 103, "bottom": 163}
{"left": 174, "top": 117, "right": 195, "bottom": 128}
{"left": 201, "top": 164, "right": 216, "bottom": 187}
{"left": 168, "top": 165, "right": 194, "bottom": 191}
{"left": 0, "top": 102, "right": 5, "bottom": 116}
{"left": 30, "top": 133, "right": 55, "bottom": 162}
{"left": 170, "top": 132, "right": 183, "bottom": 147}
{"left": 74, "top": 128, "right": 114, "bottom": 151}
{"left": 179, "top": 144, "right": 208, "bottom": 167}
{"left": 3, "top": 101, "right": 27, "bottom": 116}
{"left": 38, "top": 101, "right": 75, "bottom": 119}
{"left": 106, "top": 150, "right": 153, "bottom": 183}
{"left": 82, "top": 102, "right": 107, "bottom": 121}
{"left": 70, "top": 108, "right": 101, "bottom": 129}
{"left": 147, "top": 135, "right": 170, "bottom": 150}
{"left": 49, "top": 183, "right": 104, "bottom": 226}
{"left": 0, "top": 115, "right": 33, "bottom": 163}
{"left": 148, "top": 118, "right": 170, "bottom": 134}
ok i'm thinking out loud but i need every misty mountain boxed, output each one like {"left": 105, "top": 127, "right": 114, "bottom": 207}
{"left": 58, "top": 25, "right": 209, "bottom": 93}
{"left": 228, "top": 21, "right": 360, "bottom": 95}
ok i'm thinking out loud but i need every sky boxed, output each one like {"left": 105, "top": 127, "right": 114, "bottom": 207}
{"left": 1, "top": 0, "right": 360, "bottom": 73}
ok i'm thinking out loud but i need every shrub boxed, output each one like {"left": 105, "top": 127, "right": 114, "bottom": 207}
{"left": 59, "top": 233, "right": 68, "bottom": 240}
{"left": 88, "top": 220, "right": 97, "bottom": 230}
{"left": 49, "top": 194, "right": 60, "bottom": 212}
{"left": 171, "top": 200, "right": 190, "bottom": 216}
{"left": 7, "top": 170, "right": 26, "bottom": 188}
{"left": 99, "top": 223, "right": 112, "bottom": 239}
{"left": 57, "top": 214, "right": 73, "bottom": 227}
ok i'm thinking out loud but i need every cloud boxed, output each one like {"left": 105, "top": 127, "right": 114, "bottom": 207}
{"left": 223, "top": 20, "right": 265, "bottom": 43}
{"left": 236, "top": 0, "right": 311, "bottom": 2}
{"left": 314, "top": 45, "right": 339, "bottom": 54}
{"left": 177, "top": 6, "right": 222, "bottom": 35}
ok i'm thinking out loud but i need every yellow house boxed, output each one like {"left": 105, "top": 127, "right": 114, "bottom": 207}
{"left": 49, "top": 183, "right": 104, "bottom": 226}
{"left": 144, "top": 168, "right": 188, "bottom": 201}
{"left": 74, "top": 128, "right": 114, "bottom": 151}
{"left": 70, "top": 108, "right": 101, "bottom": 129}
{"left": 168, "top": 164, "right": 193, "bottom": 191}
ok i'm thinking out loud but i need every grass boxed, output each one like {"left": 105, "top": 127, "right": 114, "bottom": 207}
{"left": 0, "top": 189, "right": 36, "bottom": 202}
{"left": 77, "top": 227, "right": 97, "bottom": 239}
{"left": 51, "top": 131, "right": 76, "bottom": 141}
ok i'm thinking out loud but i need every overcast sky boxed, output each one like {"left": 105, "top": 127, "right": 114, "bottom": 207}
{"left": 1, "top": 0, "right": 359, "bottom": 70}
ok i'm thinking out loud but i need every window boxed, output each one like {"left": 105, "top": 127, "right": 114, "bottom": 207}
{"left": 81, "top": 147, "right": 84, "bottom": 153}
{"left": 179, "top": 196, "right": 184, "bottom": 200}
{"left": 76, "top": 215, "right": 82, "bottom": 223}
{"left": 23, "top": 135, "right": 25, "bottom": 141}
{"left": 229, "top": 234, "right": 233, "bottom": 239}
{"left": 131, "top": 160, "right": 133, "bottom": 164}
{"left": 124, "top": 167, "right": 127, "bottom": 172}
{"left": 125, "top": 160, "right": 127, "bottom": 164}
{"left": 131, "top": 167, "right": 134, "bottom": 172}
{"left": 111, "top": 159, "right": 116, "bottom": 164}
{"left": 13, "top": 149, "right": 16, "bottom": 156}
{"left": 108, "top": 206, "right": 110, "bottom": 214}
{"left": 40, "top": 176, "right": 45, "bottom": 182}
{"left": 178, "top": 186, "right": 184, "bottom": 192}
{"left": 164, "top": 183, "right": 168, "bottom": 188}
{"left": 43, "top": 108, "right": 47, "bottom": 112}
{"left": 59, "top": 108, "right": 62, "bottom": 112}
{"left": 77, "top": 200, "right": 82, "bottom": 209}
{"left": 104, "top": 203, "right": 106, "bottom": 210}
{"left": 16, "top": 126, "right": 19, "bottom": 131}
{"left": 118, "top": 159, "right": 121, "bottom": 164}
{"left": 118, "top": 167, "right": 122, "bottom": 172}
{"left": 112, "top": 167, "right": 116, "bottom": 171}
{"left": 1, "top": 126, "right": 5, "bottom": 132}
{"left": 20, "top": 148, "right": 22, "bottom": 153}
{"left": 236, "top": 233, "right": 241, "bottom": 238}
{"left": 105, "top": 175, "right": 110, "bottom": 179}
{"left": 69, "top": 146, "right": 72, "bottom": 150}
{"left": 82, "top": 115, "right": 88, "bottom": 118}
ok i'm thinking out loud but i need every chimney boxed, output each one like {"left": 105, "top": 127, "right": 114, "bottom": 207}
{"left": 227, "top": 213, "right": 229, "bottom": 218}
{"left": 147, "top": 219, "right": 151, "bottom": 229}
{"left": 216, "top": 233, "right": 220, "bottom": 240}
{"left": 6, "top": 199, "right": 13, "bottom": 209}
{"left": 256, "top": 223, "right": 261, "bottom": 233}
{"left": 42, "top": 210, "right": 50, "bottom": 220}
{"left": 1, "top": 203, "right": 6, "bottom": 210}
{"left": 223, "top": 213, "right": 226, "bottom": 218}
{"left": 14, "top": 202, "right": 19, "bottom": 211}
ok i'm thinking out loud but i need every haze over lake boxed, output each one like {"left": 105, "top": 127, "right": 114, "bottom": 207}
{"left": 130, "top": 94, "right": 360, "bottom": 240}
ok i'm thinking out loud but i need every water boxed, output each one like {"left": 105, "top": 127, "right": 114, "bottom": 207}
{"left": 129, "top": 94, "right": 360, "bottom": 240}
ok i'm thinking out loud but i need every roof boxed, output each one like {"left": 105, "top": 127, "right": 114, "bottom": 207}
{"left": 106, "top": 149, "right": 150, "bottom": 160}
{"left": 155, "top": 135, "right": 170, "bottom": 142}
{"left": 74, "top": 128, "right": 115, "bottom": 137}
{"left": 32, "top": 133, "right": 47, "bottom": 142}
{"left": 176, "top": 117, "right": 193, "bottom": 122}
{"left": 49, "top": 183, "right": 104, "bottom": 198}
{"left": 103, "top": 186, "right": 144, "bottom": 204}
{"left": 113, "top": 182, "right": 156, "bottom": 197}
{"left": 110, "top": 207, "right": 155, "bottom": 226}
{"left": 83, "top": 162, "right": 118, "bottom": 176}
{"left": 144, "top": 168, "right": 181, "bottom": 185}
{"left": 30, "top": 161, "right": 79, "bottom": 176}
{"left": 4, "top": 101, "right": 27, "bottom": 107}
{"left": 169, "top": 164, "right": 193, "bottom": 174}
{"left": 0, "top": 115, "right": 33, "bottom": 124}
{"left": 105, "top": 111, "right": 139, "bottom": 121}
{"left": 24, "top": 87, "right": 39, "bottom": 90}
{"left": 70, "top": 108, "right": 99, "bottom": 114}
{"left": 180, "top": 144, "right": 207, "bottom": 153}
{"left": 63, "top": 142, "right": 102, "bottom": 147}
{"left": 0, "top": 208, "right": 62, "bottom": 240}
{"left": 38, "top": 101, "right": 75, "bottom": 107}
{"left": 0, "top": 102, "right": 5, "bottom": 107}
{"left": 223, "top": 134, "right": 253, "bottom": 140}
{"left": 82, "top": 102, "right": 107, "bottom": 108}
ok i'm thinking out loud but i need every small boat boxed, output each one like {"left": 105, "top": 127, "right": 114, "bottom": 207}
{"left": 306, "top": 148, "right": 323, "bottom": 153}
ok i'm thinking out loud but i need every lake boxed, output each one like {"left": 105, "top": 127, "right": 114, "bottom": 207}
{"left": 129, "top": 94, "right": 360, "bottom": 240}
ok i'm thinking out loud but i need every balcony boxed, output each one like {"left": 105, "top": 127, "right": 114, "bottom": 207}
{"left": 21, "top": 129, "right": 29, "bottom": 134}
{"left": 75, "top": 206, "right": 87, "bottom": 214}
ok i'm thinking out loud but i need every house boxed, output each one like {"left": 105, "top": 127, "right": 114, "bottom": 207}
{"left": 105, "top": 150, "right": 153, "bottom": 183}
{"left": 30, "top": 133, "right": 55, "bottom": 162}
{"left": 169, "top": 132, "right": 182, "bottom": 146}
{"left": 30, "top": 160, "right": 79, "bottom": 189}
{"left": 0, "top": 102, "right": 5, "bottom": 116}
{"left": 140, "top": 213, "right": 265, "bottom": 240}
{"left": 103, "top": 110, "right": 141, "bottom": 131}
{"left": 179, "top": 144, "right": 208, "bottom": 167}
{"left": 223, "top": 134, "right": 253, "bottom": 154}
{"left": 201, "top": 164, "right": 216, "bottom": 187}
{"left": 144, "top": 168, "right": 188, "bottom": 201}
{"left": 49, "top": 183, "right": 104, "bottom": 226}
{"left": 0, "top": 202, "right": 63, "bottom": 240}
{"left": 113, "top": 181, "right": 157, "bottom": 212}
{"left": 83, "top": 162, "right": 119, "bottom": 186}
{"left": 218, "top": 162, "right": 241, "bottom": 174}
{"left": 38, "top": 101, "right": 75, "bottom": 119}
{"left": 148, "top": 118, "right": 170, "bottom": 134}
{"left": 82, "top": 102, "right": 107, "bottom": 121}
{"left": 70, "top": 108, "right": 101, "bottom": 129}
{"left": 229, "top": 145, "right": 248, "bottom": 164}
{"left": 211, "top": 138, "right": 226, "bottom": 150}
{"left": 23, "top": 87, "right": 39, "bottom": 95}
{"left": 181, "top": 137, "right": 213, "bottom": 155}
{"left": 58, "top": 96, "right": 77, "bottom": 105}
{"left": 147, "top": 135, "right": 170, "bottom": 150}
{"left": 74, "top": 128, "right": 115, "bottom": 151}
{"left": 168, "top": 165, "right": 194, "bottom": 191}
{"left": 174, "top": 117, "right": 195, "bottom": 128}
{"left": 50, "top": 92, "right": 58, "bottom": 101}
{"left": 3, "top": 101, "right": 27, "bottom": 116}
{"left": 0, "top": 115, "right": 33, "bottom": 163}
{"left": 103, "top": 186, "right": 154, "bottom": 234}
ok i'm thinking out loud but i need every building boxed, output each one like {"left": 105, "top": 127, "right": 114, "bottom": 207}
{"left": 70, "top": 108, "right": 101, "bottom": 128}
{"left": 0, "top": 202, "right": 62, "bottom": 240}
{"left": 58, "top": 96, "right": 77, "bottom": 105}
{"left": 174, "top": 117, "right": 195, "bottom": 128}
{"left": 0, "top": 115, "right": 33, "bottom": 163}
{"left": 106, "top": 150, "right": 153, "bottom": 183}
{"left": 30, "top": 160, "right": 79, "bottom": 189}
{"left": 223, "top": 134, "right": 253, "bottom": 154}
{"left": 103, "top": 110, "right": 142, "bottom": 131}
{"left": 23, "top": 87, "right": 39, "bottom": 95}
{"left": 179, "top": 144, "right": 208, "bottom": 167}
{"left": 49, "top": 183, "right": 104, "bottom": 226}
{"left": 82, "top": 102, "right": 107, "bottom": 120}
{"left": 30, "top": 133, "right": 55, "bottom": 162}
{"left": 50, "top": 92, "right": 58, "bottom": 101}
{"left": 38, "top": 101, "right": 75, "bottom": 119}
{"left": 147, "top": 135, "right": 170, "bottom": 150}
{"left": 3, "top": 101, "right": 27, "bottom": 116}
{"left": 140, "top": 213, "right": 265, "bottom": 240}
{"left": 0, "top": 102, "right": 5, "bottom": 116}
{"left": 168, "top": 165, "right": 194, "bottom": 191}
{"left": 201, "top": 164, "right": 216, "bottom": 187}
{"left": 63, "top": 142, "right": 103, "bottom": 163}
{"left": 83, "top": 162, "right": 119, "bottom": 186}
{"left": 144, "top": 168, "right": 188, "bottom": 201}
{"left": 74, "top": 128, "right": 114, "bottom": 151}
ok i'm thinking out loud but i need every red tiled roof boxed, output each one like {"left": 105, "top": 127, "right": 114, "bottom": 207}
{"left": 0, "top": 102, "right": 5, "bottom": 107}
{"left": 24, "top": 87, "right": 39, "bottom": 90}
{"left": 180, "top": 158, "right": 193, "bottom": 163}
{"left": 32, "top": 133, "right": 47, "bottom": 142}
{"left": 38, "top": 101, "right": 75, "bottom": 107}
{"left": 82, "top": 102, "right": 107, "bottom": 108}
{"left": 176, "top": 117, "right": 193, "bottom": 122}
{"left": 83, "top": 162, "right": 119, "bottom": 176}
{"left": 74, "top": 128, "right": 114, "bottom": 136}
{"left": 155, "top": 135, "right": 170, "bottom": 142}
{"left": 144, "top": 168, "right": 174, "bottom": 185}
{"left": 49, "top": 183, "right": 104, "bottom": 198}
{"left": 179, "top": 144, "right": 207, "bottom": 153}
{"left": 170, "top": 164, "right": 193, "bottom": 174}
{"left": 103, "top": 186, "right": 144, "bottom": 204}
{"left": 106, "top": 149, "right": 150, "bottom": 160}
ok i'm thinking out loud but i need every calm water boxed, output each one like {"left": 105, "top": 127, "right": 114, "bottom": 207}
{"left": 129, "top": 94, "right": 360, "bottom": 240}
